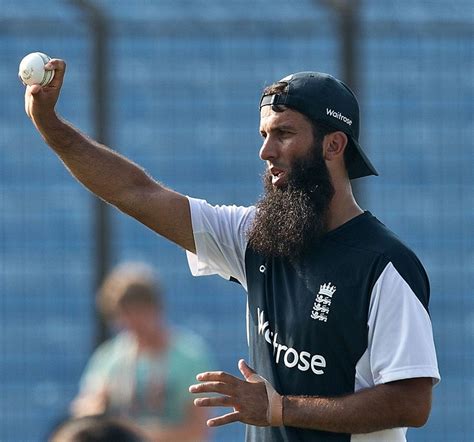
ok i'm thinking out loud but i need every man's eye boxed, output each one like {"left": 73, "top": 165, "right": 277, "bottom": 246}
{"left": 260, "top": 132, "right": 267, "bottom": 139}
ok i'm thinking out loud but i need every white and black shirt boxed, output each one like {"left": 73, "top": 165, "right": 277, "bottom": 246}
{"left": 186, "top": 197, "right": 440, "bottom": 442}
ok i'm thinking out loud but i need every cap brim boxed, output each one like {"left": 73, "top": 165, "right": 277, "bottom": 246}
{"left": 346, "top": 138, "right": 379, "bottom": 180}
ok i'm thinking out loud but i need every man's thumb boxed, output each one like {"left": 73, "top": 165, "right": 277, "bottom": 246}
{"left": 238, "top": 359, "right": 257, "bottom": 380}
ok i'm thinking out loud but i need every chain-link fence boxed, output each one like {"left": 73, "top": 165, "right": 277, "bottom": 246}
{"left": 1, "top": 1, "right": 472, "bottom": 440}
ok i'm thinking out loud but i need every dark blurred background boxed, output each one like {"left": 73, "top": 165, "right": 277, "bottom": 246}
{"left": 0, "top": 0, "right": 472, "bottom": 440}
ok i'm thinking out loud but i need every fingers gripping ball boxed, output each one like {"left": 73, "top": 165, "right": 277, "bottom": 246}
{"left": 18, "top": 52, "right": 55, "bottom": 86}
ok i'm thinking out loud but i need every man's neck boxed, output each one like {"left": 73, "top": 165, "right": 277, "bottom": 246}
{"left": 326, "top": 180, "right": 363, "bottom": 232}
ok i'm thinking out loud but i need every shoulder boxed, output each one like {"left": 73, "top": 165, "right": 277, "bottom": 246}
{"left": 91, "top": 332, "right": 134, "bottom": 360}
{"left": 169, "top": 328, "right": 212, "bottom": 364}
{"left": 360, "top": 215, "right": 427, "bottom": 283}
{"left": 91, "top": 333, "right": 120, "bottom": 355}
{"left": 330, "top": 213, "right": 429, "bottom": 305}
{"left": 81, "top": 333, "right": 132, "bottom": 379}
{"left": 186, "top": 196, "right": 255, "bottom": 231}
{"left": 331, "top": 213, "right": 425, "bottom": 267}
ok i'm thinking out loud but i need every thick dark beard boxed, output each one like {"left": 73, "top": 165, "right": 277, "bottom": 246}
{"left": 247, "top": 143, "right": 335, "bottom": 259}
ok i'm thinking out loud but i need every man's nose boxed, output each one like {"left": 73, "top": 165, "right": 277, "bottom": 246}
{"left": 259, "top": 136, "right": 278, "bottom": 161}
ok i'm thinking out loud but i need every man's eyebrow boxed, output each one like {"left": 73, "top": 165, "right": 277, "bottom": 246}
{"left": 274, "top": 124, "right": 297, "bottom": 131}
{"left": 260, "top": 124, "right": 297, "bottom": 133}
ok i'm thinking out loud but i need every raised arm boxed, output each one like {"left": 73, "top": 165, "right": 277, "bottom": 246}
{"left": 24, "top": 59, "right": 195, "bottom": 253}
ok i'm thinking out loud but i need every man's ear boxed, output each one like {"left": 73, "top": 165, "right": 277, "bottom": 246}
{"left": 324, "top": 131, "right": 348, "bottom": 161}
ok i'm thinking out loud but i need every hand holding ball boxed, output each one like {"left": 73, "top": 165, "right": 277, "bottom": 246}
{"left": 18, "top": 52, "right": 55, "bottom": 86}
{"left": 20, "top": 53, "right": 64, "bottom": 121}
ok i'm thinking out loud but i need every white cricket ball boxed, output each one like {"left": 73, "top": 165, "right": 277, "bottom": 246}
{"left": 18, "top": 52, "right": 55, "bottom": 86}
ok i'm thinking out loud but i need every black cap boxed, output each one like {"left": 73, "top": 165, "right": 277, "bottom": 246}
{"left": 260, "top": 72, "right": 378, "bottom": 180}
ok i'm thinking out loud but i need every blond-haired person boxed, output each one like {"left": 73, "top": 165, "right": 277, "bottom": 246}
{"left": 71, "top": 262, "right": 212, "bottom": 442}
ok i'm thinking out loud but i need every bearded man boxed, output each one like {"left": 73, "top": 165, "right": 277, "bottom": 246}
{"left": 25, "top": 62, "right": 439, "bottom": 442}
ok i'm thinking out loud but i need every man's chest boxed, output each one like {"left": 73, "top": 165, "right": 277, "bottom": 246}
{"left": 245, "top": 251, "right": 375, "bottom": 395}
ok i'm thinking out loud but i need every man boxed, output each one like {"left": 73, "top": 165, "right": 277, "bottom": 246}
{"left": 25, "top": 61, "right": 440, "bottom": 441}
{"left": 70, "top": 262, "right": 211, "bottom": 442}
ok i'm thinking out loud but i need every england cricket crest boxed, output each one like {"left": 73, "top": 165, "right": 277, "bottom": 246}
{"left": 311, "top": 282, "right": 336, "bottom": 322}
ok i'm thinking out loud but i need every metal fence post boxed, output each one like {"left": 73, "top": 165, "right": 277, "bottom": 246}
{"left": 314, "top": 0, "right": 364, "bottom": 198}
{"left": 69, "top": 0, "right": 111, "bottom": 346}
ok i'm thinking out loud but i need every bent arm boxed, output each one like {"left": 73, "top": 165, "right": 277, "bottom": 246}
{"left": 283, "top": 377, "right": 433, "bottom": 434}
{"left": 191, "top": 361, "right": 434, "bottom": 433}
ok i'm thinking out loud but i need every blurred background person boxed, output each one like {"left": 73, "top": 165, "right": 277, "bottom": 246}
{"left": 70, "top": 262, "right": 212, "bottom": 442}
{"left": 49, "top": 415, "right": 148, "bottom": 442}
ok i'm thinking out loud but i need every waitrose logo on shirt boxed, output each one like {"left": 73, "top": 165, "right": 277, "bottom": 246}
{"left": 257, "top": 308, "right": 326, "bottom": 375}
